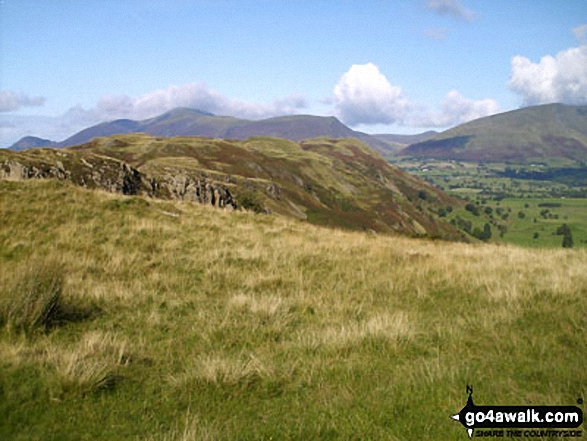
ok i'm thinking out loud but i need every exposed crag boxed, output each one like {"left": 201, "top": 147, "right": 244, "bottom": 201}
{"left": 0, "top": 149, "right": 237, "bottom": 210}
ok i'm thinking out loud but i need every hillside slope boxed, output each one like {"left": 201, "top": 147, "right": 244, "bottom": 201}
{"left": 401, "top": 103, "right": 587, "bottom": 163}
{"left": 1, "top": 134, "right": 465, "bottom": 240}
{"left": 1, "top": 179, "right": 585, "bottom": 440}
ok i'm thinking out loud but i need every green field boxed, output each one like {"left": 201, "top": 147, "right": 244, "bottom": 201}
{"left": 391, "top": 157, "right": 587, "bottom": 249}
{"left": 495, "top": 198, "right": 587, "bottom": 248}
{"left": 1, "top": 180, "right": 586, "bottom": 440}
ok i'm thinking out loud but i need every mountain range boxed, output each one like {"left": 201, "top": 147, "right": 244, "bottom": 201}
{"left": 402, "top": 103, "right": 587, "bottom": 163}
{"left": 9, "top": 108, "right": 433, "bottom": 156}
{"left": 10, "top": 103, "right": 587, "bottom": 165}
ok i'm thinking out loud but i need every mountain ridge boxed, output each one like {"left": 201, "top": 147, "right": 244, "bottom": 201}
{"left": 401, "top": 103, "right": 587, "bottom": 163}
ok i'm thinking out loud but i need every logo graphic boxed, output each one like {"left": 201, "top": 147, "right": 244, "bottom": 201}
{"left": 450, "top": 386, "right": 583, "bottom": 438}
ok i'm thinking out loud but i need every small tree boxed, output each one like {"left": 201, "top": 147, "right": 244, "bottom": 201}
{"left": 562, "top": 230, "right": 573, "bottom": 248}
{"left": 482, "top": 223, "right": 492, "bottom": 241}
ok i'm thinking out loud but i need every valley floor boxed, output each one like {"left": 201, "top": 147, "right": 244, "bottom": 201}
{"left": 1, "top": 180, "right": 585, "bottom": 440}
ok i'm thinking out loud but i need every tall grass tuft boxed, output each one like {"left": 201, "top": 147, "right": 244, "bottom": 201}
{"left": 1, "top": 259, "right": 65, "bottom": 333}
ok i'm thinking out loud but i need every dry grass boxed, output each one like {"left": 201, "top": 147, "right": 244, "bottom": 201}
{"left": 1, "top": 180, "right": 586, "bottom": 440}
{"left": 0, "top": 259, "right": 65, "bottom": 332}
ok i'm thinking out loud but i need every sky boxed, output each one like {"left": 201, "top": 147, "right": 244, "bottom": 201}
{"left": 1, "top": 0, "right": 586, "bottom": 146}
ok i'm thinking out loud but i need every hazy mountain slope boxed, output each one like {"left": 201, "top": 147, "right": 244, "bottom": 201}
{"left": 374, "top": 131, "right": 438, "bottom": 147}
{"left": 137, "top": 108, "right": 250, "bottom": 138}
{"left": 1, "top": 134, "right": 465, "bottom": 240}
{"left": 58, "top": 119, "right": 142, "bottom": 147}
{"left": 401, "top": 104, "right": 587, "bottom": 163}
{"left": 223, "top": 114, "right": 395, "bottom": 154}
{"left": 9, "top": 136, "right": 56, "bottom": 151}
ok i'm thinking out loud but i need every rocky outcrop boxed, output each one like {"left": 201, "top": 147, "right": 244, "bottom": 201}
{"left": 0, "top": 149, "right": 243, "bottom": 210}
{"left": 150, "top": 173, "right": 237, "bottom": 209}
{"left": 1, "top": 154, "right": 144, "bottom": 196}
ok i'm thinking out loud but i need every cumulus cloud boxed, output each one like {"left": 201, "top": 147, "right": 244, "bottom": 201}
{"left": 64, "top": 82, "right": 308, "bottom": 125}
{"left": 426, "top": 0, "right": 475, "bottom": 22}
{"left": 0, "top": 91, "right": 46, "bottom": 112}
{"left": 410, "top": 90, "right": 500, "bottom": 127}
{"left": 508, "top": 45, "right": 587, "bottom": 106}
{"left": 333, "top": 63, "right": 411, "bottom": 126}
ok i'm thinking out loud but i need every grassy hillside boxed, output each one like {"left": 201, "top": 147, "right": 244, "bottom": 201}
{"left": 401, "top": 104, "right": 587, "bottom": 164}
{"left": 2, "top": 134, "right": 465, "bottom": 240}
{"left": 1, "top": 180, "right": 586, "bottom": 440}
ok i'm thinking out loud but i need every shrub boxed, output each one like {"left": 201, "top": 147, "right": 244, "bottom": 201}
{"left": 465, "top": 203, "right": 480, "bottom": 216}
{"left": 2, "top": 260, "right": 65, "bottom": 333}
{"left": 472, "top": 223, "right": 492, "bottom": 241}
{"left": 555, "top": 224, "right": 574, "bottom": 248}
{"left": 235, "top": 190, "right": 265, "bottom": 213}
{"left": 562, "top": 233, "right": 574, "bottom": 248}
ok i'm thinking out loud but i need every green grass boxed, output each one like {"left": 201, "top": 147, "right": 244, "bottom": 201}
{"left": 390, "top": 157, "right": 587, "bottom": 248}
{"left": 496, "top": 198, "right": 587, "bottom": 248}
{"left": 1, "top": 180, "right": 586, "bottom": 440}
{"left": 0, "top": 259, "right": 65, "bottom": 333}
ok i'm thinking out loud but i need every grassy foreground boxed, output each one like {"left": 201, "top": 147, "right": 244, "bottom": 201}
{"left": 1, "top": 180, "right": 586, "bottom": 440}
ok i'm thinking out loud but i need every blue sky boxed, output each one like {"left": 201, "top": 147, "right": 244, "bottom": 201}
{"left": 1, "top": 0, "right": 586, "bottom": 146}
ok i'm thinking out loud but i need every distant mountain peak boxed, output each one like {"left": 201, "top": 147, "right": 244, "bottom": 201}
{"left": 155, "top": 107, "right": 214, "bottom": 118}
{"left": 9, "top": 136, "right": 56, "bottom": 151}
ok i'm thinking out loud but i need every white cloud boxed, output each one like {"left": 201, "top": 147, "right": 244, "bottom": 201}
{"left": 0, "top": 91, "right": 46, "bottom": 112}
{"left": 426, "top": 0, "right": 475, "bottom": 22}
{"left": 508, "top": 45, "right": 587, "bottom": 106}
{"left": 333, "top": 63, "right": 411, "bottom": 126}
{"left": 67, "top": 82, "right": 308, "bottom": 124}
{"left": 410, "top": 90, "right": 500, "bottom": 127}
{"left": 1, "top": 83, "right": 309, "bottom": 146}
{"left": 573, "top": 24, "right": 587, "bottom": 43}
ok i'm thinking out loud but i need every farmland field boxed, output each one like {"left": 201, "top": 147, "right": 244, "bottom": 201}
{"left": 391, "top": 157, "right": 587, "bottom": 248}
